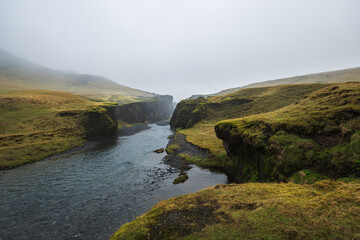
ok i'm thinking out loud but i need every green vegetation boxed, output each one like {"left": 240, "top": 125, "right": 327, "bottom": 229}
{"left": 215, "top": 82, "right": 360, "bottom": 182}
{"left": 177, "top": 153, "right": 223, "bottom": 168}
{"left": 170, "top": 83, "right": 329, "bottom": 169}
{"left": 178, "top": 123, "right": 225, "bottom": 156}
{"left": 113, "top": 79, "right": 360, "bottom": 239}
{"left": 165, "top": 144, "right": 180, "bottom": 154}
{"left": 173, "top": 174, "right": 188, "bottom": 184}
{"left": 289, "top": 170, "right": 328, "bottom": 184}
{"left": 0, "top": 89, "right": 117, "bottom": 169}
{"left": 193, "top": 66, "right": 360, "bottom": 98}
{"left": 111, "top": 180, "right": 360, "bottom": 240}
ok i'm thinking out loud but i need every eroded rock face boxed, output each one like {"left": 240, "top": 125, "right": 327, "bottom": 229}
{"left": 84, "top": 104, "right": 118, "bottom": 140}
{"left": 170, "top": 98, "right": 207, "bottom": 130}
{"left": 214, "top": 83, "right": 360, "bottom": 183}
{"left": 116, "top": 95, "right": 174, "bottom": 124}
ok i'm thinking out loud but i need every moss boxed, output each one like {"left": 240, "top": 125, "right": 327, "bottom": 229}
{"left": 178, "top": 153, "right": 203, "bottom": 163}
{"left": 112, "top": 180, "right": 360, "bottom": 240}
{"left": 289, "top": 170, "right": 328, "bottom": 184}
{"left": 165, "top": 144, "right": 180, "bottom": 154}
{"left": 85, "top": 105, "right": 118, "bottom": 140}
{"left": 171, "top": 83, "right": 326, "bottom": 130}
{"left": 170, "top": 99, "right": 208, "bottom": 129}
{"left": 216, "top": 83, "right": 360, "bottom": 181}
{"left": 173, "top": 174, "right": 189, "bottom": 184}
{"left": 0, "top": 89, "right": 116, "bottom": 169}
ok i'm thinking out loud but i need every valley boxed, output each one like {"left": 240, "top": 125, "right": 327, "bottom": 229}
{"left": 1, "top": 51, "right": 360, "bottom": 240}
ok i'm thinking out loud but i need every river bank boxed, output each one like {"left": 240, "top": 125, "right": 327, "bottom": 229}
{"left": 0, "top": 124, "right": 227, "bottom": 240}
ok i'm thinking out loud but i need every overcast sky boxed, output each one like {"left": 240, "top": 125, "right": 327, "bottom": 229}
{"left": 0, "top": 0, "right": 359, "bottom": 101}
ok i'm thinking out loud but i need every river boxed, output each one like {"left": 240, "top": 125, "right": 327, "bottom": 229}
{"left": 0, "top": 124, "right": 227, "bottom": 240}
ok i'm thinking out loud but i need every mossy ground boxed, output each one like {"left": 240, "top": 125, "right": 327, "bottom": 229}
{"left": 215, "top": 82, "right": 360, "bottom": 181}
{"left": 172, "top": 84, "right": 329, "bottom": 170}
{"left": 165, "top": 143, "right": 180, "bottom": 154}
{"left": 0, "top": 89, "right": 109, "bottom": 169}
{"left": 111, "top": 180, "right": 360, "bottom": 240}
{"left": 178, "top": 123, "right": 225, "bottom": 156}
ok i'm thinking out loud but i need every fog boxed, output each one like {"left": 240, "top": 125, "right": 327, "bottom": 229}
{"left": 0, "top": 0, "right": 359, "bottom": 101}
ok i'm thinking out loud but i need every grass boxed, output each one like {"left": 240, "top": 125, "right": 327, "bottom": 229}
{"left": 178, "top": 123, "right": 225, "bottom": 156}
{"left": 195, "top": 66, "right": 360, "bottom": 97}
{"left": 289, "top": 170, "right": 329, "bottom": 184}
{"left": 171, "top": 83, "right": 328, "bottom": 129}
{"left": 0, "top": 89, "right": 109, "bottom": 169}
{"left": 216, "top": 83, "right": 360, "bottom": 136}
{"left": 111, "top": 180, "right": 360, "bottom": 240}
{"left": 215, "top": 82, "right": 360, "bottom": 181}
{"left": 171, "top": 84, "right": 329, "bottom": 169}
{"left": 165, "top": 144, "right": 180, "bottom": 154}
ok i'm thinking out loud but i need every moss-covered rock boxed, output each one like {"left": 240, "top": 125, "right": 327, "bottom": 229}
{"left": 215, "top": 83, "right": 360, "bottom": 182}
{"left": 173, "top": 174, "right": 188, "bottom": 184}
{"left": 170, "top": 98, "right": 208, "bottom": 129}
{"left": 84, "top": 105, "right": 118, "bottom": 140}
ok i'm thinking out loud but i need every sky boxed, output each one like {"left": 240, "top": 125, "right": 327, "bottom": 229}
{"left": 0, "top": 0, "right": 359, "bottom": 101}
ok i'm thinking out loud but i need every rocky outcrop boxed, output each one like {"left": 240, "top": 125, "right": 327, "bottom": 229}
{"left": 84, "top": 104, "right": 118, "bottom": 140}
{"left": 215, "top": 83, "right": 360, "bottom": 182}
{"left": 116, "top": 95, "right": 173, "bottom": 123}
{"left": 170, "top": 98, "right": 208, "bottom": 129}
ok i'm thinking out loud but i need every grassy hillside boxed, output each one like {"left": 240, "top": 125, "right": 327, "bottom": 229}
{"left": 170, "top": 84, "right": 328, "bottom": 165}
{"left": 113, "top": 80, "right": 360, "bottom": 240}
{"left": 191, "top": 67, "right": 360, "bottom": 98}
{"left": 0, "top": 89, "right": 117, "bottom": 169}
{"left": 215, "top": 82, "right": 360, "bottom": 182}
{"left": 111, "top": 180, "right": 360, "bottom": 240}
{"left": 0, "top": 49, "right": 155, "bottom": 103}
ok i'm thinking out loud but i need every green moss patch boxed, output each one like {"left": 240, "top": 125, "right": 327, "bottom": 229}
{"left": 215, "top": 83, "right": 360, "bottom": 181}
{"left": 111, "top": 180, "right": 360, "bottom": 240}
{"left": 173, "top": 174, "right": 189, "bottom": 184}
{"left": 165, "top": 144, "right": 180, "bottom": 154}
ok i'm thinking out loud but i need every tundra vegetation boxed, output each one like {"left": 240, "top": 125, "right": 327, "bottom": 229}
{"left": 0, "top": 51, "right": 174, "bottom": 169}
{"left": 113, "top": 82, "right": 360, "bottom": 239}
{"left": 111, "top": 180, "right": 360, "bottom": 240}
{"left": 0, "top": 90, "right": 118, "bottom": 169}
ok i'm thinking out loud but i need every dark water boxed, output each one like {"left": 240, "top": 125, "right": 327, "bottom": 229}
{"left": 0, "top": 124, "right": 227, "bottom": 240}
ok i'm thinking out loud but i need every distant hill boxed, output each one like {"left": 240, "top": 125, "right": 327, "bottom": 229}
{"left": 190, "top": 67, "right": 360, "bottom": 98}
{"left": 0, "top": 49, "right": 155, "bottom": 99}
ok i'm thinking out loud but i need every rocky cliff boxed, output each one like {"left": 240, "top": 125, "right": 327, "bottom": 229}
{"left": 116, "top": 95, "right": 174, "bottom": 123}
{"left": 84, "top": 103, "right": 118, "bottom": 140}
{"left": 170, "top": 98, "right": 208, "bottom": 129}
{"left": 215, "top": 83, "right": 360, "bottom": 182}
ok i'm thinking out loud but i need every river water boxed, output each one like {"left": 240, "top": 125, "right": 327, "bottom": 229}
{"left": 0, "top": 124, "right": 227, "bottom": 240}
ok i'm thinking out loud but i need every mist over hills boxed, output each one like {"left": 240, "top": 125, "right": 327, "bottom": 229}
{"left": 0, "top": 49, "right": 155, "bottom": 98}
{"left": 190, "top": 67, "right": 360, "bottom": 99}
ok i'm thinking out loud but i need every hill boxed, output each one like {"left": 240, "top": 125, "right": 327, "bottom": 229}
{"left": 111, "top": 180, "right": 360, "bottom": 240}
{"left": 0, "top": 49, "right": 155, "bottom": 103}
{"left": 190, "top": 67, "right": 360, "bottom": 98}
{"left": 215, "top": 82, "right": 360, "bottom": 182}
{"left": 169, "top": 84, "right": 328, "bottom": 164}
{"left": 112, "top": 83, "right": 360, "bottom": 240}
{"left": 169, "top": 82, "right": 360, "bottom": 181}
{"left": 0, "top": 89, "right": 118, "bottom": 169}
